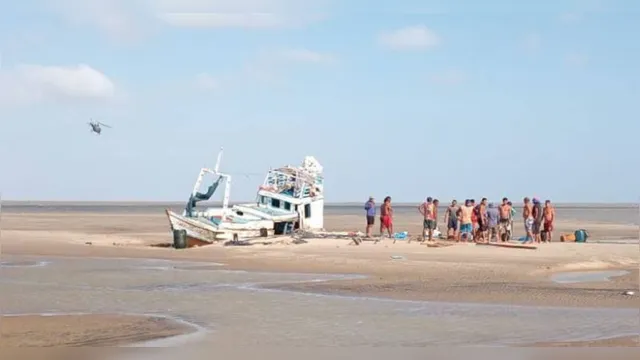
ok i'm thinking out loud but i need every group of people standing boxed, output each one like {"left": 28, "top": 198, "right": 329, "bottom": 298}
{"left": 364, "top": 196, "right": 556, "bottom": 243}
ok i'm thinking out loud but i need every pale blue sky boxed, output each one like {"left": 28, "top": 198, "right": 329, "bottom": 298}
{"left": 0, "top": 0, "right": 638, "bottom": 202}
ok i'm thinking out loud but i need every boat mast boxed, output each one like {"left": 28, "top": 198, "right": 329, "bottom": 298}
{"left": 222, "top": 174, "right": 231, "bottom": 211}
{"left": 214, "top": 147, "right": 223, "bottom": 174}
{"left": 192, "top": 169, "right": 206, "bottom": 197}
{"left": 214, "top": 147, "right": 231, "bottom": 211}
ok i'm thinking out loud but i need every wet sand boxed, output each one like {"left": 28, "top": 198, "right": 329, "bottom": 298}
{"left": 1, "top": 208, "right": 639, "bottom": 347}
{"left": 530, "top": 335, "right": 639, "bottom": 347}
{"left": 0, "top": 314, "right": 193, "bottom": 347}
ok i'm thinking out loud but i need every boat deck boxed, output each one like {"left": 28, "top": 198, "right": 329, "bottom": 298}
{"left": 203, "top": 215, "right": 251, "bottom": 225}
{"left": 236, "top": 204, "right": 297, "bottom": 218}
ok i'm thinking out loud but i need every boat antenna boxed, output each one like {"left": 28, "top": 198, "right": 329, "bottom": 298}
{"left": 214, "top": 147, "right": 223, "bottom": 174}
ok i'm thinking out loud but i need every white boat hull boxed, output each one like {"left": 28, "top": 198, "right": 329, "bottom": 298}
{"left": 165, "top": 209, "right": 275, "bottom": 245}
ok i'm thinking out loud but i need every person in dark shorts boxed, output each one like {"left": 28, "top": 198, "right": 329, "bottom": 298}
{"left": 474, "top": 198, "right": 488, "bottom": 242}
{"left": 433, "top": 199, "right": 440, "bottom": 233}
{"left": 498, "top": 197, "right": 511, "bottom": 242}
{"left": 364, "top": 196, "right": 376, "bottom": 237}
{"left": 419, "top": 197, "right": 436, "bottom": 241}
{"left": 532, "top": 198, "right": 543, "bottom": 243}
{"left": 444, "top": 199, "right": 459, "bottom": 239}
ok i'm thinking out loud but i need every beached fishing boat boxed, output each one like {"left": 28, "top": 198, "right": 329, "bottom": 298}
{"left": 165, "top": 149, "right": 325, "bottom": 247}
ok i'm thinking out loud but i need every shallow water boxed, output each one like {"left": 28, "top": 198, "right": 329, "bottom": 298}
{"left": 0, "top": 255, "right": 638, "bottom": 347}
{"left": 551, "top": 270, "right": 631, "bottom": 284}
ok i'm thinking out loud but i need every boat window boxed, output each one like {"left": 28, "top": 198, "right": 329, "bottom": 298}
{"left": 284, "top": 202, "right": 291, "bottom": 211}
{"left": 304, "top": 204, "right": 311, "bottom": 218}
{"left": 260, "top": 196, "right": 267, "bottom": 204}
{"left": 271, "top": 198, "right": 281, "bottom": 208}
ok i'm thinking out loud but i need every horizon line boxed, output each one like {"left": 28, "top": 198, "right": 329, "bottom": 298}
{"left": 1, "top": 199, "right": 638, "bottom": 206}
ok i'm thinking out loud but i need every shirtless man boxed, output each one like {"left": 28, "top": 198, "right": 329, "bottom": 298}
{"left": 522, "top": 197, "right": 534, "bottom": 243}
{"left": 474, "top": 198, "right": 488, "bottom": 242}
{"left": 470, "top": 199, "right": 478, "bottom": 234}
{"left": 380, "top": 196, "right": 393, "bottom": 237}
{"left": 507, "top": 201, "right": 516, "bottom": 239}
{"left": 498, "top": 197, "right": 511, "bottom": 242}
{"left": 543, "top": 200, "right": 555, "bottom": 242}
{"left": 444, "top": 199, "right": 459, "bottom": 240}
{"left": 532, "top": 198, "right": 543, "bottom": 243}
{"left": 458, "top": 199, "right": 474, "bottom": 242}
{"left": 433, "top": 199, "right": 440, "bottom": 227}
{"left": 419, "top": 197, "right": 436, "bottom": 242}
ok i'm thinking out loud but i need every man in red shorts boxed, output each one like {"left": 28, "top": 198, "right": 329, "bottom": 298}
{"left": 543, "top": 200, "right": 555, "bottom": 242}
{"left": 380, "top": 196, "right": 393, "bottom": 237}
{"left": 470, "top": 199, "right": 477, "bottom": 236}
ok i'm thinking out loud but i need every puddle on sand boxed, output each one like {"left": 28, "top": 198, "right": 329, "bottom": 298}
{"left": 551, "top": 270, "right": 631, "bottom": 284}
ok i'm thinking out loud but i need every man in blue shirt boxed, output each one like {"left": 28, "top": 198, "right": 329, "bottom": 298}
{"left": 364, "top": 196, "right": 376, "bottom": 237}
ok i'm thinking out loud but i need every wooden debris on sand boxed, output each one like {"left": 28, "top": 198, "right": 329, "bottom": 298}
{"left": 293, "top": 230, "right": 368, "bottom": 246}
{"left": 424, "top": 241, "right": 455, "bottom": 248}
{"left": 475, "top": 242, "right": 538, "bottom": 250}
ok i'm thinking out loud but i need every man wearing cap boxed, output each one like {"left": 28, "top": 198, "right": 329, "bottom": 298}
{"left": 419, "top": 196, "right": 436, "bottom": 242}
{"left": 364, "top": 196, "right": 376, "bottom": 237}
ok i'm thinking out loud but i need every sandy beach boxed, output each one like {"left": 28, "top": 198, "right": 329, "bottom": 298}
{"left": 1, "top": 203, "right": 638, "bottom": 349}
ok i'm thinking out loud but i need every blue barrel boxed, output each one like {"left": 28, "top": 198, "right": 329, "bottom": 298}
{"left": 574, "top": 229, "right": 587, "bottom": 243}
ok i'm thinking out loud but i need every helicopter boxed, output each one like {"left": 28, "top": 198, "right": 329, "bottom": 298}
{"left": 88, "top": 119, "right": 112, "bottom": 135}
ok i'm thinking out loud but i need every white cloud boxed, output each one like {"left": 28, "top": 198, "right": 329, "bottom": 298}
{"left": 0, "top": 63, "right": 116, "bottom": 107}
{"left": 158, "top": 12, "right": 284, "bottom": 28}
{"left": 280, "top": 49, "right": 335, "bottom": 64}
{"left": 378, "top": 25, "right": 440, "bottom": 50}
{"left": 430, "top": 69, "right": 466, "bottom": 85}
{"left": 46, "top": 0, "right": 151, "bottom": 42}
{"left": 46, "top": 0, "right": 329, "bottom": 38}
{"left": 194, "top": 72, "right": 220, "bottom": 90}
{"left": 154, "top": 0, "right": 327, "bottom": 28}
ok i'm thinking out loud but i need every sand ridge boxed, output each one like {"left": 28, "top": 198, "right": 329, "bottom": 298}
{"left": 0, "top": 314, "right": 194, "bottom": 347}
